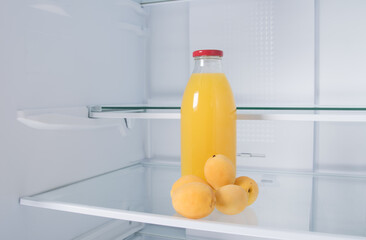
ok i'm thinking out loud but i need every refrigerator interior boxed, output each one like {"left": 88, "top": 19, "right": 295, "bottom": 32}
{"left": 1, "top": 0, "right": 366, "bottom": 239}
{"left": 1, "top": 0, "right": 147, "bottom": 239}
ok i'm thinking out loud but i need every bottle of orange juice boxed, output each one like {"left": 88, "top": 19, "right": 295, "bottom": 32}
{"left": 181, "top": 49, "right": 236, "bottom": 180}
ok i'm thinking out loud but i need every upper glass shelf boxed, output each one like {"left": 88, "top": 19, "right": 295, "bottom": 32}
{"left": 20, "top": 159, "right": 366, "bottom": 240}
{"left": 88, "top": 105, "right": 366, "bottom": 122}
{"left": 140, "top": 0, "right": 184, "bottom": 5}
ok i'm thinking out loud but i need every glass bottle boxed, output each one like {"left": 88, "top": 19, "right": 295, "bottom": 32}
{"left": 181, "top": 49, "right": 236, "bottom": 180}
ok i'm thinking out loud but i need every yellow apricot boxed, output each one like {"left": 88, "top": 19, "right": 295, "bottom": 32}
{"left": 204, "top": 154, "right": 236, "bottom": 190}
{"left": 172, "top": 182, "right": 216, "bottom": 219}
{"left": 235, "top": 176, "right": 259, "bottom": 206}
{"left": 215, "top": 184, "right": 248, "bottom": 215}
{"left": 170, "top": 175, "right": 208, "bottom": 197}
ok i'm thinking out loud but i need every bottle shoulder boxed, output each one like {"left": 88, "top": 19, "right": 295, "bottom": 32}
{"left": 182, "top": 73, "right": 236, "bottom": 111}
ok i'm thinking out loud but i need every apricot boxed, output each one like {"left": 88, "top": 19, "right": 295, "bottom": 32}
{"left": 215, "top": 184, "right": 248, "bottom": 215}
{"left": 171, "top": 182, "right": 216, "bottom": 219}
{"left": 170, "top": 175, "right": 208, "bottom": 197}
{"left": 235, "top": 176, "right": 259, "bottom": 206}
{"left": 204, "top": 154, "right": 236, "bottom": 190}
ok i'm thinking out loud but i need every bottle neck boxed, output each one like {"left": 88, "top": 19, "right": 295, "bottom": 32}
{"left": 193, "top": 56, "right": 223, "bottom": 73}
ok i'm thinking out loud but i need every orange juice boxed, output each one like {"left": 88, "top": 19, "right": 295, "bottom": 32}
{"left": 181, "top": 69, "right": 236, "bottom": 179}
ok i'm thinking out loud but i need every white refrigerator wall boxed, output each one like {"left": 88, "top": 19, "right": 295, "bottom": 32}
{"left": 147, "top": 0, "right": 366, "bottom": 174}
{"left": 1, "top": 0, "right": 366, "bottom": 239}
{"left": 317, "top": 0, "right": 366, "bottom": 174}
{"left": 0, "top": 0, "right": 146, "bottom": 239}
{"left": 146, "top": 0, "right": 315, "bottom": 171}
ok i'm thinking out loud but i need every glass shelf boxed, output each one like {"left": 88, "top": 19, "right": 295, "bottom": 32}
{"left": 130, "top": 225, "right": 186, "bottom": 240}
{"left": 20, "top": 159, "right": 366, "bottom": 240}
{"left": 140, "top": 0, "right": 184, "bottom": 5}
{"left": 88, "top": 105, "right": 366, "bottom": 122}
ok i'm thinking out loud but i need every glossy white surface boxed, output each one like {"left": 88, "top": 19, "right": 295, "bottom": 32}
{"left": 0, "top": 0, "right": 146, "bottom": 239}
{"left": 17, "top": 107, "right": 128, "bottom": 131}
{"left": 318, "top": 0, "right": 366, "bottom": 106}
{"left": 317, "top": 0, "right": 366, "bottom": 175}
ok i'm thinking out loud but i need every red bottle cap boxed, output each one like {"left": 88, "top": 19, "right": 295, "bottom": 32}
{"left": 193, "top": 49, "right": 223, "bottom": 57}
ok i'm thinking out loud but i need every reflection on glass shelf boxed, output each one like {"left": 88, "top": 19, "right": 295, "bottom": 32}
{"left": 132, "top": 225, "right": 186, "bottom": 240}
{"left": 20, "top": 159, "right": 366, "bottom": 240}
{"left": 140, "top": 0, "right": 183, "bottom": 5}
{"left": 88, "top": 105, "right": 366, "bottom": 122}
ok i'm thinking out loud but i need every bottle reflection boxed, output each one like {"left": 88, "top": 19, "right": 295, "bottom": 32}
{"left": 173, "top": 207, "right": 258, "bottom": 226}
{"left": 206, "top": 208, "right": 258, "bottom": 226}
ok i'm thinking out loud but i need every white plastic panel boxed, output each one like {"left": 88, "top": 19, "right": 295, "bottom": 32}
{"left": 145, "top": 2, "right": 189, "bottom": 162}
{"left": 150, "top": 121, "right": 181, "bottom": 158}
{"left": 150, "top": 120, "right": 314, "bottom": 170}
{"left": 146, "top": 0, "right": 315, "bottom": 171}
{"left": 237, "top": 121, "right": 314, "bottom": 170}
{"left": 145, "top": 2, "right": 190, "bottom": 103}
{"left": 189, "top": 0, "right": 315, "bottom": 170}
{"left": 317, "top": 0, "right": 366, "bottom": 174}
{"left": 146, "top": 0, "right": 315, "bottom": 105}
{"left": 312, "top": 177, "right": 366, "bottom": 237}
{"left": 189, "top": 0, "right": 314, "bottom": 106}
{"left": 0, "top": 0, "right": 146, "bottom": 239}
{"left": 19, "top": 0, "right": 146, "bottom": 109}
{"left": 318, "top": 0, "right": 366, "bottom": 106}
{"left": 317, "top": 122, "right": 366, "bottom": 174}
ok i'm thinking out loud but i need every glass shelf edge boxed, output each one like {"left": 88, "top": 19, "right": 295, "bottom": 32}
{"left": 237, "top": 113, "right": 366, "bottom": 122}
{"left": 90, "top": 111, "right": 181, "bottom": 120}
{"left": 142, "top": 158, "right": 366, "bottom": 180}
{"left": 22, "top": 161, "right": 142, "bottom": 199}
{"left": 89, "top": 111, "right": 366, "bottom": 122}
{"left": 19, "top": 160, "right": 366, "bottom": 240}
{"left": 19, "top": 197, "right": 362, "bottom": 240}
{"left": 89, "top": 105, "right": 366, "bottom": 111}
{"left": 140, "top": 0, "right": 188, "bottom": 6}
